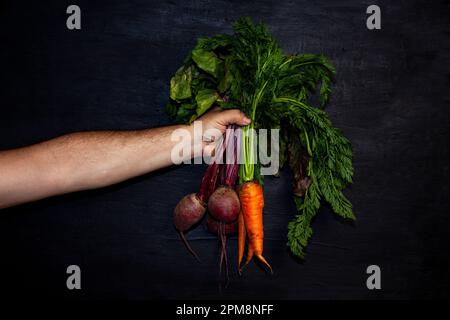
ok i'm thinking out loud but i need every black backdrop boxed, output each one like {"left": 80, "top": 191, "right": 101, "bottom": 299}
{"left": 0, "top": 0, "right": 449, "bottom": 300}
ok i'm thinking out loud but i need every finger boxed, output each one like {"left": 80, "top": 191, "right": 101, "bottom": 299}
{"left": 218, "top": 109, "right": 251, "bottom": 126}
{"left": 203, "top": 143, "right": 216, "bottom": 159}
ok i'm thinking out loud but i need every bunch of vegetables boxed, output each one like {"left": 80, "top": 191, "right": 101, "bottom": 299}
{"left": 174, "top": 125, "right": 242, "bottom": 280}
{"left": 170, "top": 18, "right": 354, "bottom": 273}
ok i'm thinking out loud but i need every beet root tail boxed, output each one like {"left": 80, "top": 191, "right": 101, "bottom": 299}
{"left": 179, "top": 231, "right": 201, "bottom": 262}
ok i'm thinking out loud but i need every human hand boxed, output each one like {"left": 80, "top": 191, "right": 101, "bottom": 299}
{"left": 197, "top": 107, "right": 251, "bottom": 135}
{"left": 189, "top": 107, "right": 251, "bottom": 154}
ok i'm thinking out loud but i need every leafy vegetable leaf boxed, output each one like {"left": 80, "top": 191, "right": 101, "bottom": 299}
{"left": 170, "top": 66, "right": 192, "bottom": 101}
{"left": 287, "top": 178, "right": 320, "bottom": 258}
{"left": 218, "top": 57, "right": 234, "bottom": 93}
{"left": 195, "top": 89, "right": 218, "bottom": 116}
{"left": 166, "top": 101, "right": 178, "bottom": 118}
{"left": 175, "top": 104, "right": 195, "bottom": 123}
{"left": 319, "top": 74, "right": 332, "bottom": 108}
{"left": 195, "top": 34, "right": 233, "bottom": 51}
{"left": 181, "top": 102, "right": 196, "bottom": 110}
{"left": 191, "top": 49, "right": 221, "bottom": 78}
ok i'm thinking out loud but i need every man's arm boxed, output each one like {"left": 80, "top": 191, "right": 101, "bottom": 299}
{"left": 0, "top": 108, "right": 250, "bottom": 209}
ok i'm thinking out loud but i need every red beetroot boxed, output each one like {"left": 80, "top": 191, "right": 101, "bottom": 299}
{"left": 206, "top": 215, "right": 238, "bottom": 235}
{"left": 174, "top": 193, "right": 206, "bottom": 232}
{"left": 173, "top": 139, "right": 223, "bottom": 261}
{"left": 206, "top": 125, "right": 241, "bottom": 284}
{"left": 173, "top": 193, "right": 206, "bottom": 261}
{"left": 208, "top": 186, "right": 240, "bottom": 223}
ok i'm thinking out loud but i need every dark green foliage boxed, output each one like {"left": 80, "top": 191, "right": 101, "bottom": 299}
{"left": 166, "top": 18, "right": 354, "bottom": 258}
{"left": 274, "top": 97, "right": 354, "bottom": 257}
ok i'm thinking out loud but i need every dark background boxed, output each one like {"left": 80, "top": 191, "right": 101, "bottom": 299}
{"left": 0, "top": 0, "right": 449, "bottom": 300}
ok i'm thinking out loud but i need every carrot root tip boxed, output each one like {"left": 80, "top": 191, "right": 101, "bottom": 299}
{"left": 256, "top": 254, "right": 272, "bottom": 274}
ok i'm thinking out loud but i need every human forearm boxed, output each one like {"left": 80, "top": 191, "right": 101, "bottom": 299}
{"left": 0, "top": 108, "right": 250, "bottom": 209}
{"left": 0, "top": 125, "right": 193, "bottom": 208}
{"left": 52, "top": 125, "right": 195, "bottom": 190}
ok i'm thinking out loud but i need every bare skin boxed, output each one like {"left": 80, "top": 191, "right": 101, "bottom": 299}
{"left": 0, "top": 108, "right": 250, "bottom": 209}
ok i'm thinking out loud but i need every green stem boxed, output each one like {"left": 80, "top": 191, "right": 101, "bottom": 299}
{"left": 278, "top": 57, "right": 293, "bottom": 69}
{"left": 303, "top": 127, "right": 312, "bottom": 157}
{"left": 240, "top": 125, "right": 255, "bottom": 182}
{"left": 240, "top": 81, "right": 269, "bottom": 183}
{"left": 273, "top": 96, "right": 309, "bottom": 110}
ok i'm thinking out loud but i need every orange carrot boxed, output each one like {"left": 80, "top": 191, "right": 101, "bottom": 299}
{"left": 238, "top": 180, "right": 272, "bottom": 273}
{"left": 237, "top": 210, "right": 246, "bottom": 273}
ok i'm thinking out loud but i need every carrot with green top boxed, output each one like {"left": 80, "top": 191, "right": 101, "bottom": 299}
{"left": 237, "top": 120, "right": 272, "bottom": 273}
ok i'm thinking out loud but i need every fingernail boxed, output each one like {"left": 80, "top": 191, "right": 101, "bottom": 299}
{"left": 243, "top": 117, "right": 251, "bottom": 124}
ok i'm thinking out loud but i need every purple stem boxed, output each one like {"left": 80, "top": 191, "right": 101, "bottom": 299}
{"left": 197, "top": 163, "right": 219, "bottom": 203}
{"left": 220, "top": 125, "right": 240, "bottom": 188}
{"left": 197, "top": 128, "right": 228, "bottom": 203}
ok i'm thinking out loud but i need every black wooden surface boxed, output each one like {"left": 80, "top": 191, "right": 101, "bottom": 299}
{"left": 0, "top": 0, "right": 449, "bottom": 299}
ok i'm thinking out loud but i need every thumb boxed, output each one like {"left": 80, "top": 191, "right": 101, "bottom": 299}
{"left": 218, "top": 109, "right": 251, "bottom": 126}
